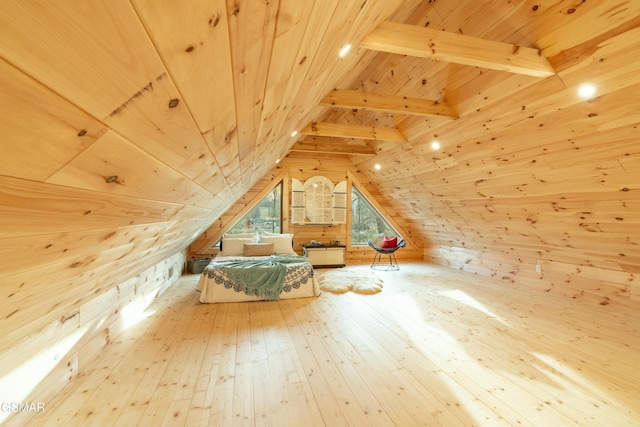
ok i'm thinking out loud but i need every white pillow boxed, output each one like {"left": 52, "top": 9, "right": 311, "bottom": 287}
{"left": 260, "top": 234, "right": 296, "bottom": 255}
{"left": 220, "top": 237, "right": 257, "bottom": 256}
{"left": 371, "top": 233, "right": 384, "bottom": 248}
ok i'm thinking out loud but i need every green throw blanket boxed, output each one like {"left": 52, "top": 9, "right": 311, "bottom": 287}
{"left": 214, "top": 255, "right": 307, "bottom": 300}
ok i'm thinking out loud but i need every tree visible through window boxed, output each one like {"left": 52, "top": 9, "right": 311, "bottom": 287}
{"left": 227, "top": 182, "right": 282, "bottom": 234}
{"left": 351, "top": 186, "right": 399, "bottom": 245}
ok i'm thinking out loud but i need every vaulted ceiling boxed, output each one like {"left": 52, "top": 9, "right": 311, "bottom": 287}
{"left": 1, "top": 0, "right": 640, "bottom": 301}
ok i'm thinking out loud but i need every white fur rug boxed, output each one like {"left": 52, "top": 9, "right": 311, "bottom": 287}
{"left": 317, "top": 267, "right": 383, "bottom": 294}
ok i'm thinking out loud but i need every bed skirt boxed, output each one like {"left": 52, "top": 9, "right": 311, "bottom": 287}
{"left": 195, "top": 255, "right": 320, "bottom": 303}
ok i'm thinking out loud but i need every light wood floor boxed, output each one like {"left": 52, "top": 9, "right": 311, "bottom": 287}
{"left": 25, "top": 263, "right": 640, "bottom": 426}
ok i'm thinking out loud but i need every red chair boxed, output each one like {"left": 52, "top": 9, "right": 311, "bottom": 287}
{"left": 368, "top": 236, "right": 405, "bottom": 271}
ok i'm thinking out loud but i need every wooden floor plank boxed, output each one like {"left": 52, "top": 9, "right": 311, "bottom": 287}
{"left": 206, "top": 303, "right": 243, "bottom": 427}
{"left": 21, "top": 263, "right": 640, "bottom": 427}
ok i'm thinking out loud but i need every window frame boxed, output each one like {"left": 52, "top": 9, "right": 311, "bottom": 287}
{"left": 225, "top": 181, "right": 283, "bottom": 236}
{"left": 349, "top": 184, "right": 401, "bottom": 246}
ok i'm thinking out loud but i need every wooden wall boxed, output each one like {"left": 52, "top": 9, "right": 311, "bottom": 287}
{"left": 0, "top": 251, "right": 184, "bottom": 426}
{"left": 189, "top": 152, "right": 424, "bottom": 263}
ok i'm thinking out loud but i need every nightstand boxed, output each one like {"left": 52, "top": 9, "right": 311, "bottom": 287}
{"left": 303, "top": 245, "right": 346, "bottom": 268}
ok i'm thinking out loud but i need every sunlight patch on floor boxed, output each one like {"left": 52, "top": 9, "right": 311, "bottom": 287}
{"left": 439, "top": 289, "right": 509, "bottom": 327}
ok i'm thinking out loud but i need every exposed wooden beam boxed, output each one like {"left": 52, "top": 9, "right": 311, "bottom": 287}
{"left": 320, "top": 88, "right": 458, "bottom": 119}
{"left": 301, "top": 122, "right": 407, "bottom": 142}
{"left": 360, "top": 21, "right": 555, "bottom": 78}
{"left": 290, "top": 139, "right": 376, "bottom": 156}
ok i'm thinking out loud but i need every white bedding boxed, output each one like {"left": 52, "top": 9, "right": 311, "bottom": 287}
{"left": 196, "top": 255, "right": 320, "bottom": 303}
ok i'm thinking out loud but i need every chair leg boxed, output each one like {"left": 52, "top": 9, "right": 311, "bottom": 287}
{"left": 371, "top": 251, "right": 400, "bottom": 271}
{"left": 389, "top": 253, "right": 400, "bottom": 271}
{"left": 371, "top": 252, "right": 382, "bottom": 269}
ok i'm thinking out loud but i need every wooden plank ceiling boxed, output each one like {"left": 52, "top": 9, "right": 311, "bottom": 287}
{"left": 1, "top": 0, "right": 640, "bottom": 308}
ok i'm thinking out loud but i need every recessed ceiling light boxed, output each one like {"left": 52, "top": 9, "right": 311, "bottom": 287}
{"left": 374, "top": 163, "right": 381, "bottom": 171}
{"left": 291, "top": 130, "right": 298, "bottom": 137}
{"left": 431, "top": 141, "right": 441, "bottom": 150}
{"left": 578, "top": 84, "right": 596, "bottom": 98}
{"left": 275, "top": 158, "right": 280, "bottom": 164}
{"left": 339, "top": 44, "right": 352, "bottom": 58}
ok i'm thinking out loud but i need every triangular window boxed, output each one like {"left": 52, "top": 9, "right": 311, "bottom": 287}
{"left": 227, "top": 182, "right": 282, "bottom": 234}
{"left": 351, "top": 185, "right": 400, "bottom": 245}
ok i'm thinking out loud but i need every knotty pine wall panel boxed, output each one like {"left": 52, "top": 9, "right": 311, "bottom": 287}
{"left": 0, "top": 252, "right": 185, "bottom": 426}
{"left": 0, "top": 59, "right": 107, "bottom": 182}
{"left": 45, "top": 131, "right": 217, "bottom": 209}
{"left": 0, "top": 176, "right": 214, "bottom": 238}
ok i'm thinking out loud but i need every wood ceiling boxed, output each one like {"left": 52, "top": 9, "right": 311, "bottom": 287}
{"left": 1, "top": 0, "right": 639, "bottom": 309}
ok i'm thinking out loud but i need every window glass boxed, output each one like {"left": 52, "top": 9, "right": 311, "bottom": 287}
{"left": 351, "top": 185, "right": 399, "bottom": 245}
{"left": 227, "top": 183, "right": 282, "bottom": 234}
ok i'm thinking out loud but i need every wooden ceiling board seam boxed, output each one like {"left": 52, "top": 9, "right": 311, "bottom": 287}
{"left": 44, "top": 131, "right": 219, "bottom": 209}
{"left": 418, "top": 75, "right": 567, "bottom": 148}
{"left": 98, "top": 71, "right": 230, "bottom": 184}
{"left": 475, "top": 93, "right": 640, "bottom": 158}
{"left": 387, "top": 59, "right": 450, "bottom": 101}
{"left": 1, "top": 217, "right": 204, "bottom": 288}
{"left": 250, "top": 0, "right": 315, "bottom": 182}
{"left": 475, "top": 0, "right": 560, "bottom": 46}
{"left": 0, "top": 0, "right": 168, "bottom": 119}
{"left": 264, "top": 0, "right": 343, "bottom": 163}
{"left": 130, "top": 0, "right": 240, "bottom": 197}
{"left": 226, "top": 0, "right": 280, "bottom": 193}
{"left": 453, "top": 0, "right": 527, "bottom": 41}
{"left": 130, "top": 0, "right": 236, "bottom": 135}
{"left": 0, "top": 59, "right": 107, "bottom": 182}
{"left": 536, "top": 0, "right": 640, "bottom": 57}
{"left": 437, "top": 0, "right": 502, "bottom": 35}
{"left": 552, "top": 25, "right": 640, "bottom": 90}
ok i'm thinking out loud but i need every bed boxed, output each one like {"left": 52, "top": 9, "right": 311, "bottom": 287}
{"left": 195, "top": 232, "right": 320, "bottom": 303}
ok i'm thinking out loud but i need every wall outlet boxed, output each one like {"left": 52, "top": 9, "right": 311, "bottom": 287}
{"left": 535, "top": 264, "right": 541, "bottom": 273}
